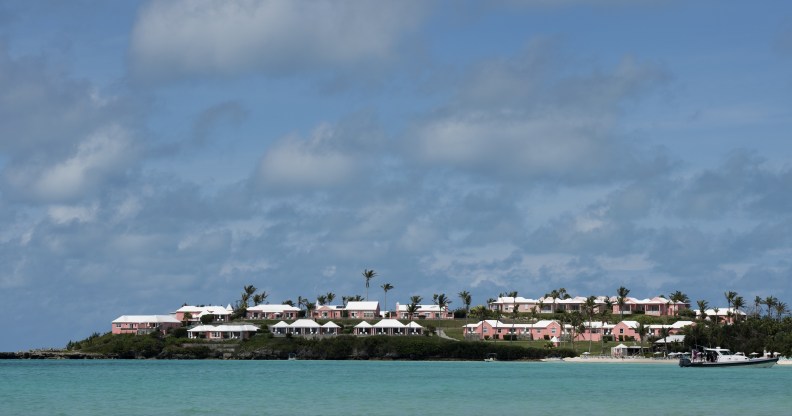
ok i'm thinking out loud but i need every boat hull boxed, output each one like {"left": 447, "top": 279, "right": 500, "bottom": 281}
{"left": 679, "top": 357, "right": 778, "bottom": 368}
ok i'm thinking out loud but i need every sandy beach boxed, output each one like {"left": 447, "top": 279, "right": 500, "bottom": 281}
{"left": 561, "top": 356, "right": 678, "bottom": 364}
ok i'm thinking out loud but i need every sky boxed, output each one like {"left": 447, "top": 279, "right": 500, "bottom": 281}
{"left": 1, "top": 0, "right": 792, "bottom": 351}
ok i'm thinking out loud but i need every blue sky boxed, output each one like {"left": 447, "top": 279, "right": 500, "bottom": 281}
{"left": 1, "top": 0, "right": 792, "bottom": 351}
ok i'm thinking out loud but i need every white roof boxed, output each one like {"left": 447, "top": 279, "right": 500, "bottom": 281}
{"left": 188, "top": 324, "right": 259, "bottom": 332}
{"left": 618, "top": 320, "right": 640, "bottom": 329}
{"left": 395, "top": 304, "right": 446, "bottom": 312}
{"left": 271, "top": 321, "right": 290, "bottom": 328}
{"left": 405, "top": 321, "right": 424, "bottom": 328}
{"left": 373, "top": 319, "right": 405, "bottom": 328}
{"left": 655, "top": 335, "right": 685, "bottom": 344}
{"left": 699, "top": 308, "right": 746, "bottom": 316}
{"left": 290, "top": 319, "right": 321, "bottom": 328}
{"left": 247, "top": 304, "right": 300, "bottom": 313}
{"left": 113, "top": 315, "right": 181, "bottom": 324}
{"left": 346, "top": 301, "right": 379, "bottom": 310}
{"left": 173, "top": 305, "right": 230, "bottom": 314}
{"left": 354, "top": 321, "right": 373, "bottom": 328}
{"left": 322, "top": 321, "right": 341, "bottom": 328}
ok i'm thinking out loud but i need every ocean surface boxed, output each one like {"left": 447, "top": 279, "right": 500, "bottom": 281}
{"left": 1, "top": 359, "right": 790, "bottom": 415}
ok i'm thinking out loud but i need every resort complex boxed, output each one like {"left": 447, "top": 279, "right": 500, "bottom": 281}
{"left": 111, "top": 287, "right": 747, "bottom": 355}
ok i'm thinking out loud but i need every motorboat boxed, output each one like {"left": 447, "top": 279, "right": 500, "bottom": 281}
{"left": 484, "top": 353, "right": 497, "bottom": 362}
{"left": 679, "top": 347, "right": 778, "bottom": 368}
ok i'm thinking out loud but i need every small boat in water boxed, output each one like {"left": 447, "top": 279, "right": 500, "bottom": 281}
{"left": 484, "top": 353, "right": 497, "bottom": 362}
{"left": 679, "top": 347, "right": 778, "bottom": 368}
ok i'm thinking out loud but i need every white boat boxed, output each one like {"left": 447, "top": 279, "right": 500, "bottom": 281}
{"left": 484, "top": 353, "right": 497, "bottom": 362}
{"left": 679, "top": 347, "right": 778, "bottom": 368}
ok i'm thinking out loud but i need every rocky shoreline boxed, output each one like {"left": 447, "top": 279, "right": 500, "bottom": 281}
{"left": 0, "top": 350, "right": 107, "bottom": 359}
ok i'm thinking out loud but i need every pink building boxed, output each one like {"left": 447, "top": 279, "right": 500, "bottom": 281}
{"left": 353, "top": 320, "right": 424, "bottom": 336}
{"left": 463, "top": 320, "right": 562, "bottom": 341}
{"left": 612, "top": 296, "right": 690, "bottom": 317}
{"left": 312, "top": 305, "right": 344, "bottom": 319}
{"left": 112, "top": 315, "right": 181, "bottom": 335}
{"left": 187, "top": 324, "right": 259, "bottom": 340}
{"left": 172, "top": 305, "right": 232, "bottom": 323}
{"left": 345, "top": 301, "right": 380, "bottom": 319}
{"left": 573, "top": 321, "right": 615, "bottom": 342}
{"left": 246, "top": 304, "right": 301, "bottom": 320}
{"left": 394, "top": 303, "right": 453, "bottom": 320}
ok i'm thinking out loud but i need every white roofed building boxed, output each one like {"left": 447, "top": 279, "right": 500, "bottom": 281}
{"left": 345, "top": 301, "right": 380, "bottom": 319}
{"left": 112, "top": 315, "right": 182, "bottom": 335}
{"left": 188, "top": 324, "right": 260, "bottom": 341}
{"left": 172, "top": 305, "right": 232, "bottom": 323}
{"left": 394, "top": 303, "right": 453, "bottom": 320}
{"left": 246, "top": 304, "right": 301, "bottom": 320}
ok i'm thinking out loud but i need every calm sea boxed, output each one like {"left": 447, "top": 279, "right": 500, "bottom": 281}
{"left": 1, "top": 359, "right": 790, "bottom": 415}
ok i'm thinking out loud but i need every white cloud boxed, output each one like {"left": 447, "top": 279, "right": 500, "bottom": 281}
{"left": 13, "top": 125, "right": 138, "bottom": 202}
{"left": 47, "top": 203, "right": 99, "bottom": 224}
{"left": 129, "top": 0, "right": 426, "bottom": 81}
{"left": 256, "top": 125, "right": 359, "bottom": 189}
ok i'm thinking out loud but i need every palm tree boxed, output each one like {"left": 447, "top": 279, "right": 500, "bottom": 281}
{"left": 458, "top": 290, "right": 472, "bottom": 318}
{"left": 381, "top": 283, "right": 394, "bottom": 317}
{"left": 406, "top": 301, "right": 420, "bottom": 323}
{"left": 326, "top": 292, "right": 336, "bottom": 305}
{"left": 696, "top": 299, "right": 708, "bottom": 321}
{"left": 732, "top": 295, "right": 745, "bottom": 323}
{"left": 434, "top": 293, "right": 451, "bottom": 320}
{"left": 584, "top": 296, "right": 597, "bottom": 353}
{"left": 724, "top": 290, "right": 737, "bottom": 319}
{"left": 765, "top": 296, "right": 778, "bottom": 319}
{"left": 599, "top": 297, "right": 613, "bottom": 352}
{"left": 362, "top": 269, "right": 377, "bottom": 300}
{"left": 240, "top": 284, "right": 257, "bottom": 309}
{"left": 659, "top": 326, "right": 671, "bottom": 357}
{"left": 252, "top": 291, "right": 268, "bottom": 306}
{"left": 775, "top": 301, "right": 789, "bottom": 320}
{"left": 669, "top": 290, "right": 690, "bottom": 316}
{"left": 754, "top": 295, "right": 763, "bottom": 318}
{"left": 637, "top": 321, "right": 649, "bottom": 357}
{"left": 616, "top": 286, "right": 630, "bottom": 321}
{"left": 317, "top": 295, "right": 327, "bottom": 306}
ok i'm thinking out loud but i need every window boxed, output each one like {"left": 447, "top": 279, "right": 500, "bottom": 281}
{"left": 212, "top": 332, "right": 221, "bottom": 338}
{"left": 115, "top": 323, "right": 121, "bottom": 328}
{"left": 619, "top": 328, "right": 625, "bottom": 334}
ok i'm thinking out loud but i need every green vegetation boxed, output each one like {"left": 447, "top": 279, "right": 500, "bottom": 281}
{"left": 236, "top": 334, "right": 575, "bottom": 361}
{"left": 683, "top": 316, "right": 792, "bottom": 357}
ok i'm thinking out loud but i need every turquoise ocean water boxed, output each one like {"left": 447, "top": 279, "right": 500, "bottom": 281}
{"left": 1, "top": 359, "right": 790, "bottom": 415}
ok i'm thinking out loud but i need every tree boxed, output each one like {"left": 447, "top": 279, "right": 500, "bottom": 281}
{"left": 659, "top": 326, "right": 671, "bottom": 357}
{"left": 697, "top": 299, "right": 708, "bottom": 321}
{"left": 732, "top": 296, "right": 745, "bottom": 323}
{"left": 458, "top": 290, "right": 472, "bottom": 318}
{"left": 724, "top": 291, "right": 737, "bottom": 321}
{"left": 765, "top": 296, "right": 778, "bottom": 319}
{"left": 252, "top": 291, "right": 268, "bottom": 306}
{"left": 317, "top": 295, "right": 327, "bottom": 306}
{"left": 240, "top": 284, "right": 257, "bottom": 309}
{"left": 754, "top": 296, "right": 763, "bottom": 318}
{"left": 381, "top": 283, "right": 394, "bottom": 318}
{"left": 637, "top": 322, "right": 649, "bottom": 357}
{"left": 616, "top": 286, "right": 631, "bottom": 321}
{"left": 406, "top": 301, "right": 420, "bottom": 322}
{"left": 326, "top": 292, "right": 336, "bottom": 305}
{"left": 599, "top": 297, "right": 613, "bottom": 351}
{"left": 362, "top": 269, "right": 377, "bottom": 300}
{"left": 434, "top": 293, "right": 451, "bottom": 320}
{"left": 584, "top": 296, "right": 597, "bottom": 353}
{"left": 775, "top": 301, "right": 789, "bottom": 320}
{"left": 669, "top": 290, "right": 690, "bottom": 316}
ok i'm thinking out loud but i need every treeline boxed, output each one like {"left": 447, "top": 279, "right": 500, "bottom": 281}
{"left": 682, "top": 316, "right": 792, "bottom": 356}
{"left": 236, "top": 335, "right": 574, "bottom": 360}
{"left": 66, "top": 331, "right": 575, "bottom": 361}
